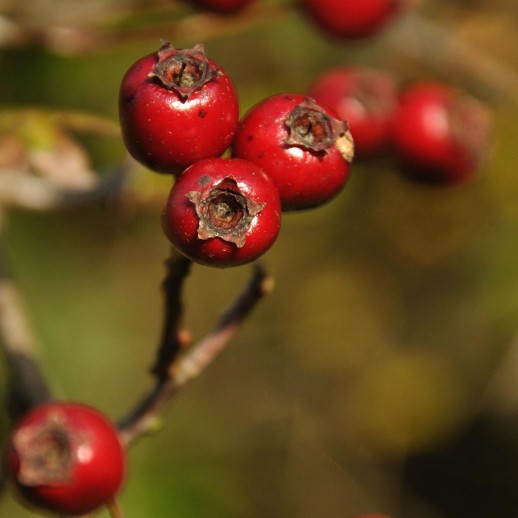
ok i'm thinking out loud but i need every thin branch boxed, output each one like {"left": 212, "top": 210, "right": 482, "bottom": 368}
{"left": 389, "top": 10, "right": 518, "bottom": 107}
{"left": 169, "top": 263, "right": 274, "bottom": 388}
{"left": 151, "top": 250, "right": 193, "bottom": 381}
{"left": 101, "top": 4, "right": 293, "bottom": 51}
{"left": 0, "top": 158, "right": 134, "bottom": 212}
{"left": 107, "top": 499, "right": 124, "bottom": 518}
{"left": 0, "top": 237, "right": 52, "bottom": 421}
{"left": 117, "top": 262, "right": 274, "bottom": 446}
{"left": 0, "top": 3, "right": 293, "bottom": 55}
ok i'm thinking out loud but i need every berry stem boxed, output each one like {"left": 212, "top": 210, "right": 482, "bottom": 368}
{"left": 168, "top": 263, "right": 274, "bottom": 386}
{"left": 107, "top": 499, "right": 124, "bottom": 518}
{"left": 151, "top": 250, "right": 193, "bottom": 382}
{"left": 117, "top": 256, "right": 274, "bottom": 446}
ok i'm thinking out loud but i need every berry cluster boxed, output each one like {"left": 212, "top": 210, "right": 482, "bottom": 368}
{"left": 119, "top": 38, "right": 491, "bottom": 269}
{"left": 0, "top": 0, "right": 499, "bottom": 516}
{"left": 120, "top": 41, "right": 355, "bottom": 268}
{"left": 308, "top": 67, "right": 491, "bottom": 185}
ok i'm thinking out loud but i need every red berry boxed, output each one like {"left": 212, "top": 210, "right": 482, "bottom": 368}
{"left": 3, "top": 402, "right": 125, "bottom": 516}
{"left": 119, "top": 41, "right": 239, "bottom": 173}
{"left": 232, "top": 93, "right": 354, "bottom": 211}
{"left": 391, "top": 82, "right": 491, "bottom": 185}
{"left": 308, "top": 67, "right": 398, "bottom": 159}
{"left": 301, "top": 0, "right": 404, "bottom": 39}
{"left": 162, "top": 157, "right": 282, "bottom": 267}
{"left": 185, "top": 0, "right": 255, "bottom": 14}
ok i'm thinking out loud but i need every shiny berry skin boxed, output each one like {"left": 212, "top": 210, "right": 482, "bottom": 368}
{"left": 119, "top": 41, "right": 239, "bottom": 173}
{"left": 308, "top": 67, "right": 398, "bottom": 159}
{"left": 392, "top": 82, "right": 491, "bottom": 185}
{"left": 301, "top": 0, "right": 403, "bottom": 40}
{"left": 162, "top": 158, "right": 282, "bottom": 267}
{"left": 185, "top": 0, "right": 255, "bottom": 14}
{"left": 3, "top": 402, "right": 125, "bottom": 516}
{"left": 232, "top": 93, "right": 354, "bottom": 211}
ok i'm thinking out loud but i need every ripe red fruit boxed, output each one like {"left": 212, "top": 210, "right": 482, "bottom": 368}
{"left": 232, "top": 93, "right": 354, "bottom": 211}
{"left": 391, "top": 82, "right": 491, "bottom": 185}
{"left": 185, "top": 0, "right": 255, "bottom": 14}
{"left": 119, "top": 41, "right": 239, "bottom": 173}
{"left": 301, "top": 0, "right": 403, "bottom": 40}
{"left": 308, "top": 67, "right": 398, "bottom": 159}
{"left": 162, "top": 157, "right": 282, "bottom": 267}
{"left": 3, "top": 402, "right": 125, "bottom": 516}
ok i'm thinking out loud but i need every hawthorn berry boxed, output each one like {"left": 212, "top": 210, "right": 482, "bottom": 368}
{"left": 3, "top": 402, "right": 125, "bottom": 516}
{"left": 391, "top": 82, "right": 491, "bottom": 185}
{"left": 162, "top": 157, "right": 282, "bottom": 267}
{"left": 308, "top": 67, "right": 398, "bottom": 159}
{"left": 232, "top": 93, "right": 354, "bottom": 211}
{"left": 301, "top": 0, "right": 404, "bottom": 40}
{"left": 185, "top": 0, "right": 255, "bottom": 14}
{"left": 119, "top": 41, "right": 239, "bottom": 173}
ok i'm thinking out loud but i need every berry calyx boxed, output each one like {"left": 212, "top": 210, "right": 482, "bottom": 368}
{"left": 162, "top": 157, "right": 282, "bottom": 267}
{"left": 149, "top": 42, "right": 219, "bottom": 99}
{"left": 119, "top": 41, "right": 239, "bottom": 173}
{"left": 4, "top": 402, "right": 126, "bottom": 516}
{"left": 186, "top": 176, "right": 265, "bottom": 248}
{"left": 232, "top": 93, "right": 354, "bottom": 211}
{"left": 391, "top": 82, "right": 491, "bottom": 185}
{"left": 284, "top": 98, "right": 349, "bottom": 153}
{"left": 308, "top": 67, "right": 398, "bottom": 159}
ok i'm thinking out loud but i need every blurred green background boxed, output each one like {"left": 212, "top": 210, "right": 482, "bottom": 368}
{"left": 1, "top": 0, "right": 518, "bottom": 516}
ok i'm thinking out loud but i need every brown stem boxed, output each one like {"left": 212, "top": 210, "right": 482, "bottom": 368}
{"left": 0, "top": 237, "right": 53, "bottom": 421}
{"left": 117, "top": 262, "right": 274, "bottom": 446}
{"left": 0, "top": 157, "right": 134, "bottom": 212}
{"left": 107, "top": 499, "right": 124, "bottom": 518}
{"left": 168, "top": 264, "right": 274, "bottom": 387}
{"left": 151, "top": 250, "right": 193, "bottom": 381}
{"left": 389, "top": 9, "right": 518, "bottom": 107}
{"left": 0, "top": 3, "right": 293, "bottom": 55}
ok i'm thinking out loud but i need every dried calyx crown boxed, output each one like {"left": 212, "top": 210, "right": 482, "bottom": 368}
{"left": 187, "top": 177, "right": 265, "bottom": 248}
{"left": 285, "top": 99, "right": 355, "bottom": 162}
{"left": 13, "top": 411, "right": 77, "bottom": 486}
{"left": 448, "top": 95, "right": 491, "bottom": 166}
{"left": 149, "top": 41, "right": 221, "bottom": 100}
